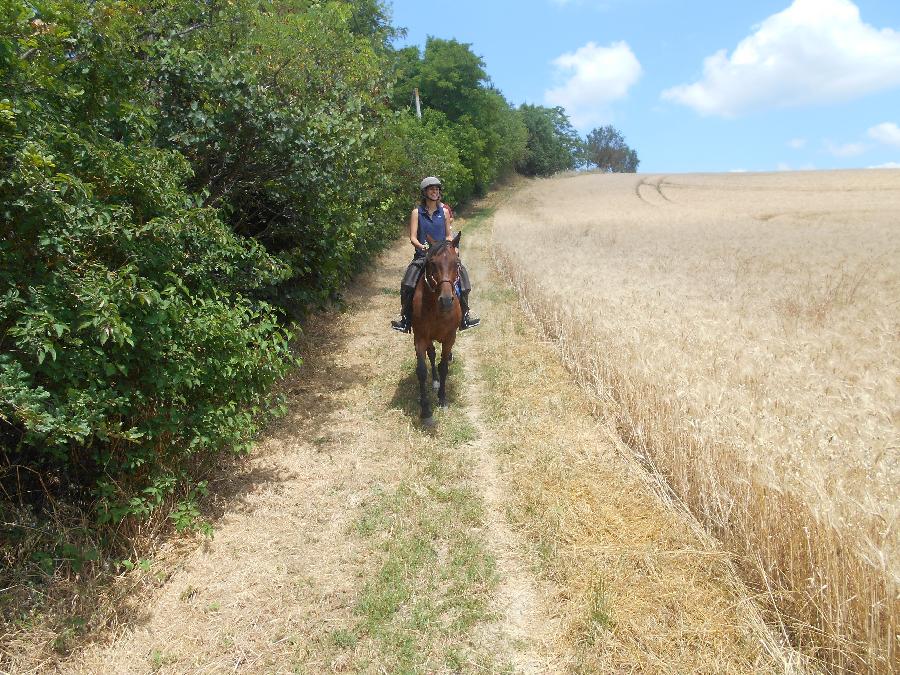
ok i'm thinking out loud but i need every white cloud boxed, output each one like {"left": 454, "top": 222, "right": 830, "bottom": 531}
{"left": 824, "top": 140, "right": 867, "bottom": 157}
{"left": 868, "top": 122, "right": 900, "bottom": 148}
{"left": 777, "top": 162, "right": 820, "bottom": 171}
{"left": 545, "top": 41, "right": 642, "bottom": 128}
{"left": 661, "top": 0, "right": 900, "bottom": 117}
{"left": 787, "top": 138, "right": 806, "bottom": 149}
{"left": 869, "top": 161, "right": 900, "bottom": 169}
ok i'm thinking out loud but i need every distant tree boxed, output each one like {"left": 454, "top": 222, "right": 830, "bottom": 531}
{"left": 342, "top": 0, "right": 404, "bottom": 50}
{"left": 516, "top": 105, "right": 583, "bottom": 177}
{"left": 417, "top": 37, "right": 489, "bottom": 121}
{"left": 390, "top": 45, "right": 425, "bottom": 110}
{"left": 584, "top": 125, "right": 639, "bottom": 173}
{"left": 483, "top": 89, "right": 529, "bottom": 179}
{"left": 391, "top": 38, "right": 526, "bottom": 195}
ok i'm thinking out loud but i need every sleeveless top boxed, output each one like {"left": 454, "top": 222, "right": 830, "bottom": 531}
{"left": 415, "top": 203, "right": 446, "bottom": 257}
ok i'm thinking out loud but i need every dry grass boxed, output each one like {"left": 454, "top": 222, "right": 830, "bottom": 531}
{"left": 493, "top": 169, "right": 900, "bottom": 673}
{"left": 0, "top": 458, "right": 247, "bottom": 671}
{"left": 29, "top": 212, "right": 520, "bottom": 674}
{"left": 464, "top": 195, "right": 796, "bottom": 673}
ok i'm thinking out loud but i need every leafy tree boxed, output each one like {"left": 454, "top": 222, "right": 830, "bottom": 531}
{"left": 381, "top": 110, "right": 473, "bottom": 205}
{"left": 478, "top": 89, "right": 529, "bottom": 184}
{"left": 584, "top": 125, "right": 640, "bottom": 173}
{"left": 0, "top": 0, "right": 426, "bottom": 582}
{"left": 341, "top": 0, "right": 403, "bottom": 50}
{"left": 516, "top": 105, "right": 583, "bottom": 176}
{"left": 152, "top": 1, "right": 406, "bottom": 309}
{"left": 387, "top": 45, "right": 419, "bottom": 110}
{"left": 415, "top": 37, "right": 489, "bottom": 122}
{"left": 392, "top": 38, "right": 526, "bottom": 195}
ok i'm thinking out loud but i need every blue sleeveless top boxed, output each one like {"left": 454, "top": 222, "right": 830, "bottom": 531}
{"left": 416, "top": 203, "right": 446, "bottom": 256}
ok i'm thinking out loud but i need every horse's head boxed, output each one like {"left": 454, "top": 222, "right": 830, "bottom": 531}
{"left": 424, "top": 232, "right": 461, "bottom": 312}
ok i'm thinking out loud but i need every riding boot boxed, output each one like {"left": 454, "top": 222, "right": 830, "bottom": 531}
{"left": 458, "top": 290, "right": 480, "bottom": 330}
{"left": 391, "top": 286, "right": 415, "bottom": 333}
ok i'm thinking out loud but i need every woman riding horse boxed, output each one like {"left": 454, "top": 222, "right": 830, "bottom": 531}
{"left": 390, "top": 177, "right": 480, "bottom": 333}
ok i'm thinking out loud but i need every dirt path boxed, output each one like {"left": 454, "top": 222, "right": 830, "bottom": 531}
{"left": 460, "top": 349, "right": 560, "bottom": 673}
{"left": 58, "top": 188, "right": 788, "bottom": 674}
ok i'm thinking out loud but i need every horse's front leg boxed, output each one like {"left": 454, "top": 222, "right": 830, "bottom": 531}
{"left": 427, "top": 344, "right": 438, "bottom": 390}
{"left": 437, "top": 344, "right": 452, "bottom": 409}
{"left": 415, "top": 346, "right": 434, "bottom": 426}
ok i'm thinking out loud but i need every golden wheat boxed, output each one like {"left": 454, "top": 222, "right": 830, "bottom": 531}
{"left": 493, "top": 169, "right": 900, "bottom": 672}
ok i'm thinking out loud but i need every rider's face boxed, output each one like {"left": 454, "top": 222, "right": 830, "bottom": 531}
{"left": 426, "top": 185, "right": 441, "bottom": 200}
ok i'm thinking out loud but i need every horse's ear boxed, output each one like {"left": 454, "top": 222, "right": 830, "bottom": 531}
{"left": 452, "top": 231, "right": 461, "bottom": 248}
{"left": 426, "top": 234, "right": 436, "bottom": 245}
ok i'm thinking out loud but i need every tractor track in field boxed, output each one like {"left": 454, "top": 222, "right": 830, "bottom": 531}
{"left": 635, "top": 175, "right": 673, "bottom": 205}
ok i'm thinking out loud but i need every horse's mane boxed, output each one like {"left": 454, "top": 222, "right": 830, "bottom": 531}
{"left": 425, "top": 240, "right": 455, "bottom": 261}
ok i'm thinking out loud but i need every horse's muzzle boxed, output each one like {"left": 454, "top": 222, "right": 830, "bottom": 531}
{"left": 439, "top": 295, "right": 454, "bottom": 311}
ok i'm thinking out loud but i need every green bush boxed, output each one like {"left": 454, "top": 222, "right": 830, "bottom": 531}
{"left": 148, "top": 2, "right": 409, "bottom": 309}
{"left": 1, "top": 1, "right": 293, "bottom": 550}
{"left": 0, "top": 0, "right": 554, "bottom": 591}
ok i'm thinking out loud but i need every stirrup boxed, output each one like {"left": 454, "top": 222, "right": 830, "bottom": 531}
{"left": 459, "top": 313, "right": 480, "bottom": 331}
{"left": 391, "top": 316, "right": 411, "bottom": 333}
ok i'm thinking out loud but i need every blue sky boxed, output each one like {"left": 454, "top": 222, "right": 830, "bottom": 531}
{"left": 388, "top": 0, "right": 900, "bottom": 174}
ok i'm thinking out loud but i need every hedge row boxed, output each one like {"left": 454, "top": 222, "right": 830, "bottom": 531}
{"left": 0, "top": 0, "right": 581, "bottom": 581}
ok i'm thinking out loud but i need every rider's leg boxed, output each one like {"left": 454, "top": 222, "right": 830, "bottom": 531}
{"left": 390, "top": 285, "right": 415, "bottom": 332}
{"left": 458, "top": 263, "right": 480, "bottom": 330}
{"left": 391, "top": 259, "right": 423, "bottom": 332}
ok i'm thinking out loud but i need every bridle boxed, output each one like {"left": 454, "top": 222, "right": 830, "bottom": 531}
{"left": 424, "top": 268, "right": 457, "bottom": 293}
{"left": 423, "top": 242, "right": 459, "bottom": 294}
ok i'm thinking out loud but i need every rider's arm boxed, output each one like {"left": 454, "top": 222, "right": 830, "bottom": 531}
{"left": 409, "top": 208, "right": 426, "bottom": 251}
{"left": 444, "top": 205, "right": 459, "bottom": 255}
{"left": 443, "top": 204, "right": 453, "bottom": 241}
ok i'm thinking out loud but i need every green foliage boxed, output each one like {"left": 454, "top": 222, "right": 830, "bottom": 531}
{"left": 382, "top": 110, "right": 473, "bottom": 205}
{"left": 341, "top": 0, "right": 403, "bottom": 50}
{"left": 392, "top": 38, "right": 527, "bottom": 197}
{"left": 389, "top": 45, "right": 425, "bottom": 111}
{"left": 150, "top": 1, "right": 406, "bottom": 309}
{"left": 409, "top": 37, "right": 489, "bottom": 122}
{"left": 584, "top": 125, "right": 640, "bottom": 173}
{"left": 517, "top": 104, "right": 584, "bottom": 177}
{"left": 0, "top": 0, "right": 583, "bottom": 599}
{"left": 482, "top": 90, "right": 529, "bottom": 182}
{"left": 0, "top": 0, "right": 296, "bottom": 572}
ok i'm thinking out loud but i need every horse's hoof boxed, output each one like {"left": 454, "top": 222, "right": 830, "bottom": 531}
{"left": 432, "top": 380, "right": 440, "bottom": 390}
{"left": 421, "top": 416, "right": 436, "bottom": 428}
{"left": 439, "top": 401, "right": 448, "bottom": 410}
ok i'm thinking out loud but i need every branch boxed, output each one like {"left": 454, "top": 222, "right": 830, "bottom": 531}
{"left": 172, "top": 22, "right": 209, "bottom": 39}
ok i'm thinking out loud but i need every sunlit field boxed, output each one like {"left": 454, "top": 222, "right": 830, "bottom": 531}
{"left": 493, "top": 170, "right": 899, "bottom": 672}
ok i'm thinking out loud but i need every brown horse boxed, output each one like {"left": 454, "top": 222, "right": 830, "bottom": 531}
{"left": 411, "top": 232, "right": 462, "bottom": 426}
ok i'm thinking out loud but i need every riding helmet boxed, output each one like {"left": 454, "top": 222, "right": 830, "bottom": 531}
{"left": 420, "top": 176, "right": 442, "bottom": 197}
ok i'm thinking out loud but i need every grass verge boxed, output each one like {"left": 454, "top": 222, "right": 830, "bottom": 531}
{"left": 317, "top": 354, "right": 509, "bottom": 674}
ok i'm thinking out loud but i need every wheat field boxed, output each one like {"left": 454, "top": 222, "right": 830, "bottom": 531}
{"left": 493, "top": 170, "right": 899, "bottom": 672}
